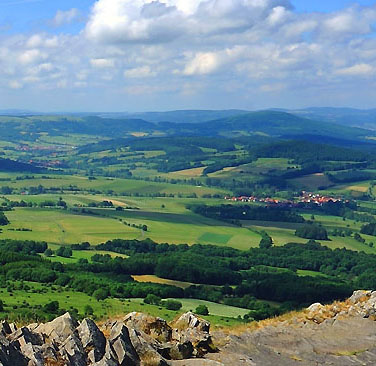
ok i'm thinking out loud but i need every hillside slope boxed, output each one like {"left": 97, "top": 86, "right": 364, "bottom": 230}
{"left": 205, "top": 290, "right": 376, "bottom": 366}
{"left": 2, "top": 291, "right": 376, "bottom": 365}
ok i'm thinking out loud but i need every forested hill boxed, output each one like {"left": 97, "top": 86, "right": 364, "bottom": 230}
{"left": 122, "top": 109, "right": 250, "bottom": 123}
{"left": 200, "top": 111, "right": 373, "bottom": 139}
{"left": 0, "top": 110, "right": 375, "bottom": 142}
{"left": 0, "top": 158, "right": 42, "bottom": 173}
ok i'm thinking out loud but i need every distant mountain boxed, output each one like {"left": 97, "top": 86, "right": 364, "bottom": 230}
{"left": 281, "top": 107, "right": 376, "bottom": 130}
{"left": 199, "top": 111, "right": 375, "bottom": 140}
{"left": 0, "top": 109, "right": 38, "bottom": 116}
{"left": 121, "top": 109, "right": 250, "bottom": 124}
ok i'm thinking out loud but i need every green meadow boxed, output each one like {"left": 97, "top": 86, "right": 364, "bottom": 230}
{"left": 0, "top": 282, "right": 246, "bottom": 327}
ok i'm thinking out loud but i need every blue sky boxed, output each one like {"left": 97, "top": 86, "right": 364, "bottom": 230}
{"left": 292, "top": 0, "right": 376, "bottom": 12}
{"left": 0, "top": 0, "right": 376, "bottom": 112}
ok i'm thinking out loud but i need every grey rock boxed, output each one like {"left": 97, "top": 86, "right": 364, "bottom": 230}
{"left": 77, "top": 318, "right": 106, "bottom": 362}
{"left": 124, "top": 312, "right": 172, "bottom": 343}
{"left": 173, "top": 313, "right": 215, "bottom": 357}
{"left": 349, "top": 290, "right": 371, "bottom": 304}
{"left": 35, "top": 312, "right": 78, "bottom": 343}
{"left": 174, "top": 313, "right": 210, "bottom": 334}
{"left": 18, "top": 343, "right": 44, "bottom": 366}
{"left": 60, "top": 334, "right": 86, "bottom": 366}
{"left": 9, "top": 327, "right": 43, "bottom": 347}
{"left": 0, "top": 322, "right": 11, "bottom": 336}
{"left": 127, "top": 328, "right": 168, "bottom": 366}
{"left": 0, "top": 334, "right": 28, "bottom": 366}
{"left": 108, "top": 322, "right": 140, "bottom": 366}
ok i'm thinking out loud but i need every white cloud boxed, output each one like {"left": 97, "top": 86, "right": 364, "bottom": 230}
{"left": 1, "top": 1, "right": 376, "bottom": 110}
{"left": 183, "top": 52, "right": 221, "bottom": 75}
{"left": 124, "top": 65, "right": 155, "bottom": 78}
{"left": 336, "top": 63, "right": 374, "bottom": 76}
{"left": 8, "top": 80, "right": 22, "bottom": 89}
{"left": 52, "top": 8, "right": 80, "bottom": 27}
{"left": 18, "top": 49, "right": 46, "bottom": 64}
{"left": 90, "top": 58, "right": 115, "bottom": 68}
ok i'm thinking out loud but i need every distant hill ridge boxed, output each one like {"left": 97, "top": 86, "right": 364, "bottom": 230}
{"left": 0, "top": 158, "right": 42, "bottom": 173}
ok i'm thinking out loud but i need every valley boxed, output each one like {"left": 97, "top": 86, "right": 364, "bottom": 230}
{"left": 1, "top": 110, "right": 376, "bottom": 330}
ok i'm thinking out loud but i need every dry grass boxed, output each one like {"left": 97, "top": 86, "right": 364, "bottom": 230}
{"left": 220, "top": 296, "right": 369, "bottom": 337}
{"left": 44, "top": 359, "right": 66, "bottom": 366}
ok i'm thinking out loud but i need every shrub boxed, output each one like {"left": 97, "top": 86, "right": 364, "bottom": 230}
{"left": 195, "top": 305, "right": 209, "bottom": 316}
{"left": 163, "top": 300, "right": 182, "bottom": 311}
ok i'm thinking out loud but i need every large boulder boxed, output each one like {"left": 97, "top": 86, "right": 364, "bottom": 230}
{"left": 172, "top": 313, "right": 215, "bottom": 357}
{"left": 77, "top": 318, "right": 106, "bottom": 363}
{"left": 108, "top": 321, "right": 140, "bottom": 366}
{"left": 60, "top": 334, "right": 86, "bottom": 366}
{"left": 0, "top": 322, "right": 11, "bottom": 337}
{"left": 124, "top": 312, "right": 172, "bottom": 343}
{"left": 35, "top": 312, "right": 78, "bottom": 343}
{"left": 0, "top": 334, "right": 28, "bottom": 366}
{"left": 127, "top": 328, "right": 169, "bottom": 366}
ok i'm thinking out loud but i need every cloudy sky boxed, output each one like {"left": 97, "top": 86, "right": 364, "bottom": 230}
{"left": 0, "top": 0, "right": 376, "bottom": 112}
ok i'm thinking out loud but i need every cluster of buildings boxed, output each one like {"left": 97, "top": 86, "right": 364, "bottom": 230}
{"left": 225, "top": 191, "right": 343, "bottom": 207}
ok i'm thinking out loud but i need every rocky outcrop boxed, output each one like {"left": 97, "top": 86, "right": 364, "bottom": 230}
{"left": 0, "top": 312, "right": 214, "bottom": 366}
{"left": 5, "top": 290, "right": 376, "bottom": 366}
{"left": 205, "top": 290, "right": 376, "bottom": 366}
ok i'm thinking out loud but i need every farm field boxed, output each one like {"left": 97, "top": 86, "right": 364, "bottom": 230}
{"left": 1, "top": 174, "right": 228, "bottom": 197}
{"left": 0, "top": 200, "right": 261, "bottom": 248}
{"left": 94, "top": 207, "right": 261, "bottom": 248}
{"left": 1, "top": 208, "right": 140, "bottom": 245}
{"left": 132, "top": 275, "right": 193, "bottom": 289}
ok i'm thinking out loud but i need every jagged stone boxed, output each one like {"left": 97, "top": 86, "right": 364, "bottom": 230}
{"left": 35, "top": 312, "right": 78, "bottom": 344}
{"left": 174, "top": 313, "right": 210, "bottom": 334}
{"left": 9, "top": 323, "right": 17, "bottom": 333}
{"left": 124, "top": 312, "right": 172, "bottom": 343}
{"left": 19, "top": 343, "right": 44, "bottom": 366}
{"left": 0, "top": 322, "right": 11, "bottom": 336}
{"left": 127, "top": 328, "right": 168, "bottom": 366}
{"left": 77, "top": 318, "right": 106, "bottom": 362}
{"left": 172, "top": 313, "right": 215, "bottom": 357}
{"left": 108, "top": 322, "right": 140, "bottom": 366}
{"left": 40, "top": 343, "right": 58, "bottom": 362}
{"left": 9, "top": 327, "right": 43, "bottom": 347}
{"left": 349, "top": 290, "right": 371, "bottom": 304}
{"left": 168, "top": 341, "right": 194, "bottom": 360}
{"left": 91, "top": 354, "right": 119, "bottom": 366}
{"left": 0, "top": 334, "right": 28, "bottom": 366}
{"left": 60, "top": 334, "right": 86, "bottom": 366}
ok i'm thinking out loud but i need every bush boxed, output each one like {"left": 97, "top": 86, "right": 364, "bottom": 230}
{"left": 195, "top": 304, "right": 209, "bottom": 316}
{"left": 143, "top": 294, "right": 161, "bottom": 306}
{"left": 56, "top": 246, "right": 73, "bottom": 258}
{"left": 163, "top": 300, "right": 182, "bottom": 311}
{"left": 44, "top": 301, "right": 59, "bottom": 313}
{"left": 84, "top": 305, "right": 94, "bottom": 316}
{"left": 295, "top": 224, "right": 329, "bottom": 240}
{"left": 44, "top": 248, "right": 53, "bottom": 257}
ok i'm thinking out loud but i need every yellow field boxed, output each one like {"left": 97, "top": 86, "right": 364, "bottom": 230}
{"left": 132, "top": 275, "right": 193, "bottom": 289}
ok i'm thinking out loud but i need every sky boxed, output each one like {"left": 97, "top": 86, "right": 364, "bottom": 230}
{"left": 1, "top": 0, "right": 376, "bottom": 112}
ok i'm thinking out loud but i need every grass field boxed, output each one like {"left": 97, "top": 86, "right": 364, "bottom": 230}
{"left": 96, "top": 208, "right": 261, "bottom": 248}
{"left": 0, "top": 198, "right": 261, "bottom": 248}
{"left": 2, "top": 208, "right": 140, "bottom": 245}
{"left": 3, "top": 174, "right": 228, "bottom": 197}
{"left": 0, "top": 282, "right": 247, "bottom": 327}
{"left": 289, "top": 173, "right": 333, "bottom": 190}
{"left": 241, "top": 215, "right": 376, "bottom": 253}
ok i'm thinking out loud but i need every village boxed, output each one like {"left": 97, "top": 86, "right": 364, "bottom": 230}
{"left": 225, "top": 191, "right": 343, "bottom": 207}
